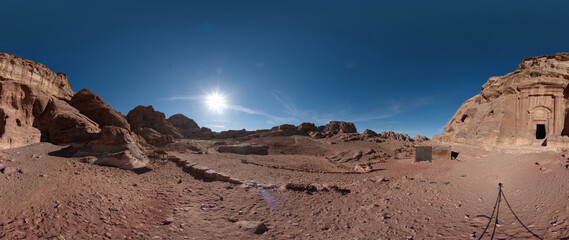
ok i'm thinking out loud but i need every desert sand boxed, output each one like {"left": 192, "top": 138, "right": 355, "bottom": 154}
{"left": 1, "top": 136, "right": 568, "bottom": 239}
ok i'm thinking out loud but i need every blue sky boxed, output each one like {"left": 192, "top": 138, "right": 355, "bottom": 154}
{"left": 1, "top": 0, "right": 568, "bottom": 137}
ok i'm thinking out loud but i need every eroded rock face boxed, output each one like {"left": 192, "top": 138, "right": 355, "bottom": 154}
{"left": 126, "top": 105, "right": 182, "bottom": 144}
{"left": 74, "top": 126, "right": 148, "bottom": 170}
{"left": 278, "top": 124, "right": 296, "bottom": 132}
{"left": 363, "top": 129, "right": 378, "bottom": 137}
{"left": 0, "top": 81, "right": 47, "bottom": 149}
{"left": 70, "top": 89, "right": 130, "bottom": 130}
{"left": 0, "top": 53, "right": 74, "bottom": 100}
{"left": 298, "top": 122, "right": 316, "bottom": 133}
{"left": 413, "top": 135, "right": 429, "bottom": 143}
{"left": 168, "top": 114, "right": 199, "bottom": 130}
{"left": 434, "top": 53, "right": 569, "bottom": 146}
{"left": 37, "top": 98, "right": 100, "bottom": 144}
{"left": 380, "top": 131, "right": 411, "bottom": 142}
{"left": 324, "top": 121, "right": 357, "bottom": 134}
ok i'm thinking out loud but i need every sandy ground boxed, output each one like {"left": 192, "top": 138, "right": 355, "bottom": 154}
{"left": 1, "top": 136, "right": 569, "bottom": 239}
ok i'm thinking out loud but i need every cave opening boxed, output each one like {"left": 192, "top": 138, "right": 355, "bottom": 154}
{"left": 536, "top": 124, "right": 546, "bottom": 139}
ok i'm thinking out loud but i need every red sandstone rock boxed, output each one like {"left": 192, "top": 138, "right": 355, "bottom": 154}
{"left": 0, "top": 53, "right": 74, "bottom": 100}
{"left": 298, "top": 122, "right": 317, "bottom": 133}
{"left": 323, "top": 121, "right": 357, "bottom": 134}
{"left": 69, "top": 89, "right": 130, "bottom": 130}
{"left": 126, "top": 105, "right": 182, "bottom": 145}
{"left": 435, "top": 53, "right": 569, "bottom": 147}
{"left": 278, "top": 124, "right": 296, "bottom": 132}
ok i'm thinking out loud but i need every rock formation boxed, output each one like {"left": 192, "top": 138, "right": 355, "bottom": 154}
{"left": 0, "top": 53, "right": 74, "bottom": 100}
{"left": 0, "top": 54, "right": 100, "bottom": 149}
{"left": 413, "top": 135, "right": 429, "bottom": 143}
{"left": 323, "top": 121, "right": 357, "bottom": 134}
{"left": 362, "top": 129, "right": 378, "bottom": 137}
{"left": 69, "top": 89, "right": 130, "bottom": 130}
{"left": 75, "top": 126, "right": 148, "bottom": 169}
{"left": 126, "top": 105, "right": 182, "bottom": 144}
{"left": 37, "top": 98, "right": 100, "bottom": 144}
{"left": 168, "top": 113, "right": 199, "bottom": 130}
{"left": 298, "top": 122, "right": 317, "bottom": 133}
{"left": 0, "top": 53, "right": 148, "bottom": 169}
{"left": 379, "top": 131, "right": 411, "bottom": 142}
{"left": 278, "top": 124, "right": 296, "bottom": 132}
{"left": 435, "top": 53, "right": 569, "bottom": 147}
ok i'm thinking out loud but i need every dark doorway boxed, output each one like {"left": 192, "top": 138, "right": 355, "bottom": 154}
{"left": 536, "top": 124, "right": 546, "bottom": 139}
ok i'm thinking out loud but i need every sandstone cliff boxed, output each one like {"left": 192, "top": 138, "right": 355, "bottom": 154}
{"left": 0, "top": 53, "right": 74, "bottom": 100}
{"left": 434, "top": 53, "right": 569, "bottom": 147}
{"left": 0, "top": 53, "right": 148, "bottom": 169}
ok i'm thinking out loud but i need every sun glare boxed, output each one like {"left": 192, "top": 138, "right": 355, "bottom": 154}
{"left": 205, "top": 92, "right": 227, "bottom": 113}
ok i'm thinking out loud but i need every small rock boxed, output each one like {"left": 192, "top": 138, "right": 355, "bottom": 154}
{"left": 236, "top": 221, "right": 268, "bottom": 234}
{"left": 163, "top": 217, "right": 174, "bottom": 225}
{"left": 80, "top": 156, "right": 98, "bottom": 164}
{"left": 240, "top": 180, "right": 257, "bottom": 189}
{"left": 3, "top": 166, "right": 18, "bottom": 175}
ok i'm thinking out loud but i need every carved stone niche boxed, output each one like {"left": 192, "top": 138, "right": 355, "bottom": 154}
{"left": 528, "top": 106, "right": 551, "bottom": 139}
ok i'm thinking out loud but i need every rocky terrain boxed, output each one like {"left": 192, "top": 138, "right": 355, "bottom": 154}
{"left": 2, "top": 53, "right": 569, "bottom": 239}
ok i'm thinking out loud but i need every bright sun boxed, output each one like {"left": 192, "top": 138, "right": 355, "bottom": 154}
{"left": 205, "top": 92, "right": 227, "bottom": 113}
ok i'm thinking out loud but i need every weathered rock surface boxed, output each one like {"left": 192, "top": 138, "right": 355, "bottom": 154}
{"left": 380, "top": 131, "right": 411, "bottom": 142}
{"left": 298, "top": 122, "right": 316, "bottom": 133}
{"left": 0, "top": 53, "right": 149, "bottom": 169}
{"left": 236, "top": 221, "right": 268, "bottom": 234}
{"left": 134, "top": 127, "right": 173, "bottom": 147}
{"left": 434, "top": 53, "right": 569, "bottom": 147}
{"left": 278, "top": 124, "right": 296, "bottom": 132}
{"left": 126, "top": 105, "right": 182, "bottom": 145}
{"left": 37, "top": 98, "right": 100, "bottom": 144}
{"left": 74, "top": 126, "right": 148, "bottom": 169}
{"left": 323, "top": 121, "right": 357, "bottom": 134}
{"left": 413, "top": 135, "right": 429, "bottom": 143}
{"left": 0, "top": 53, "right": 74, "bottom": 100}
{"left": 216, "top": 144, "right": 269, "bottom": 155}
{"left": 69, "top": 89, "right": 130, "bottom": 130}
{"left": 168, "top": 114, "right": 199, "bottom": 130}
{"left": 363, "top": 129, "right": 378, "bottom": 137}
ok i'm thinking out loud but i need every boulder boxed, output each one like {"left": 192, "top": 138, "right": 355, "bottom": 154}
{"left": 298, "top": 122, "right": 316, "bottom": 133}
{"left": 309, "top": 131, "right": 324, "bottom": 139}
{"left": 2, "top": 166, "right": 18, "bottom": 175}
{"left": 236, "top": 221, "right": 268, "bottom": 234}
{"left": 37, "top": 98, "right": 100, "bottom": 144}
{"left": 216, "top": 144, "right": 269, "bottom": 155}
{"left": 74, "top": 126, "right": 148, "bottom": 169}
{"left": 69, "top": 89, "right": 130, "bottom": 130}
{"left": 323, "top": 121, "right": 357, "bottom": 134}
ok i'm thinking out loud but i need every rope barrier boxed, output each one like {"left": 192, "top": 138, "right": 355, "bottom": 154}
{"left": 477, "top": 183, "right": 543, "bottom": 240}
